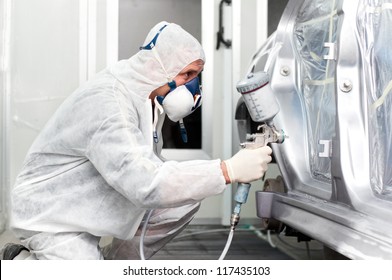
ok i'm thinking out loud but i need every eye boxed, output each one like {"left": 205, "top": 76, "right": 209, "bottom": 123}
{"left": 184, "top": 71, "right": 197, "bottom": 80}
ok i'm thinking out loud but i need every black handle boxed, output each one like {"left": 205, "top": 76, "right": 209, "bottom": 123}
{"left": 216, "top": 0, "right": 232, "bottom": 50}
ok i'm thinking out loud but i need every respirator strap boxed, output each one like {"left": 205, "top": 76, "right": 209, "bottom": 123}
{"left": 168, "top": 80, "right": 177, "bottom": 90}
{"left": 153, "top": 97, "right": 164, "bottom": 143}
{"left": 179, "top": 119, "right": 188, "bottom": 143}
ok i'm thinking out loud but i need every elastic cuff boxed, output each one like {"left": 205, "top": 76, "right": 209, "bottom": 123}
{"left": 222, "top": 160, "right": 235, "bottom": 184}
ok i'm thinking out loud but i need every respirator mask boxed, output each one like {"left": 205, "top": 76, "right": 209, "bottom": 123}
{"left": 156, "top": 76, "right": 202, "bottom": 122}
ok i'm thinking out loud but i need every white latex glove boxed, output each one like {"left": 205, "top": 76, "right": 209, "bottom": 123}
{"left": 223, "top": 146, "right": 272, "bottom": 183}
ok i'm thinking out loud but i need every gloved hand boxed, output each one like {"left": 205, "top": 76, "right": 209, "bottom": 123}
{"left": 223, "top": 146, "right": 272, "bottom": 183}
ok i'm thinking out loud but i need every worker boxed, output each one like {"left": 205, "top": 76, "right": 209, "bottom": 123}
{"left": 1, "top": 21, "right": 272, "bottom": 260}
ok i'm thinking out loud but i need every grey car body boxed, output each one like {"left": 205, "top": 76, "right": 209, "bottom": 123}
{"left": 239, "top": 0, "right": 392, "bottom": 259}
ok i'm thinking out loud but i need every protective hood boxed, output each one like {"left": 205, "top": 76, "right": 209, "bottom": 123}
{"left": 109, "top": 21, "right": 205, "bottom": 100}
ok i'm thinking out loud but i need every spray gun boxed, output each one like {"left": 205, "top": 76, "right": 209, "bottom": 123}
{"left": 218, "top": 70, "right": 287, "bottom": 259}
{"left": 230, "top": 71, "right": 287, "bottom": 231}
{"left": 230, "top": 125, "right": 286, "bottom": 230}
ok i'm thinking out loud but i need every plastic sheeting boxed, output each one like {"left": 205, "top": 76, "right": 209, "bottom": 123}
{"left": 357, "top": 0, "right": 392, "bottom": 195}
{"left": 293, "top": 0, "right": 340, "bottom": 182}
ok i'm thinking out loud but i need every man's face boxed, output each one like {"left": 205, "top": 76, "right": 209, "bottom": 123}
{"left": 149, "top": 59, "right": 204, "bottom": 100}
{"left": 173, "top": 59, "right": 204, "bottom": 87}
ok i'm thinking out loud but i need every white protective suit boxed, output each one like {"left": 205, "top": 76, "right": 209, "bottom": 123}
{"left": 10, "top": 22, "right": 227, "bottom": 259}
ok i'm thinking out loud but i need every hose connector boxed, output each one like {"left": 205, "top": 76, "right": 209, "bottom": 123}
{"left": 230, "top": 213, "right": 240, "bottom": 230}
{"left": 229, "top": 183, "right": 251, "bottom": 230}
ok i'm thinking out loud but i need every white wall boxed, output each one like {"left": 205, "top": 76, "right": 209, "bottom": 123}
{"left": 8, "top": 1, "right": 80, "bottom": 190}
{"left": 197, "top": 0, "right": 226, "bottom": 223}
{"left": 0, "top": 0, "right": 8, "bottom": 232}
{"left": 0, "top": 0, "right": 118, "bottom": 232}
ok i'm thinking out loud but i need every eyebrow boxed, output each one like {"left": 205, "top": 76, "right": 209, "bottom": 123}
{"left": 186, "top": 64, "right": 204, "bottom": 70}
